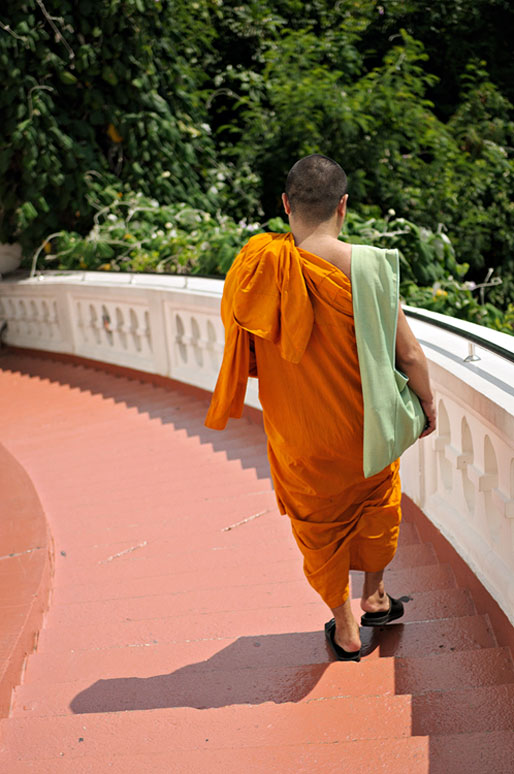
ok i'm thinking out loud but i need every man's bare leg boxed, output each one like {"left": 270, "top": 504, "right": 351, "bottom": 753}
{"left": 330, "top": 570, "right": 393, "bottom": 651}
{"left": 360, "top": 570, "right": 391, "bottom": 613}
{"left": 330, "top": 596, "right": 361, "bottom": 652}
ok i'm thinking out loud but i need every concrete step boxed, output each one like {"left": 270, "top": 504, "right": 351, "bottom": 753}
{"left": 33, "top": 600, "right": 496, "bottom": 656}
{"left": 3, "top": 353, "right": 513, "bottom": 772}
{"left": 12, "top": 644, "right": 514, "bottom": 719}
{"left": 0, "top": 693, "right": 414, "bottom": 759}
{"left": 387, "top": 541, "right": 438, "bottom": 570}
{"left": 38, "top": 585, "right": 476, "bottom": 636}
{"left": 397, "top": 521, "right": 421, "bottom": 545}
{"left": 352, "top": 563, "right": 458, "bottom": 598}
{"left": 3, "top": 731, "right": 514, "bottom": 774}
{"left": 359, "top": 614, "right": 497, "bottom": 659}
{"left": 12, "top": 657, "right": 397, "bottom": 717}
{"left": 0, "top": 735, "right": 433, "bottom": 774}
{"left": 395, "top": 646, "right": 514, "bottom": 694}
{"left": 45, "top": 558, "right": 457, "bottom": 612}
{"left": 393, "top": 587, "right": 476, "bottom": 622}
{"left": 47, "top": 545, "right": 303, "bottom": 596}
{"left": 35, "top": 580, "right": 321, "bottom": 631}
{"left": 427, "top": 729, "right": 514, "bottom": 774}
{"left": 21, "top": 629, "right": 369, "bottom": 686}
{"left": 22, "top": 621, "right": 512, "bottom": 690}
{"left": 3, "top": 684, "right": 513, "bottom": 760}
{"left": 411, "top": 683, "right": 514, "bottom": 735}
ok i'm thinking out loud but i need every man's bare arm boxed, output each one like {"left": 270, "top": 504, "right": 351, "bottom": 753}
{"left": 395, "top": 306, "right": 436, "bottom": 437}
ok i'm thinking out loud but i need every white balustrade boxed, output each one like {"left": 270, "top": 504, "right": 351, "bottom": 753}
{"left": 0, "top": 293, "right": 63, "bottom": 348}
{"left": 0, "top": 274, "right": 512, "bottom": 621}
{"left": 0, "top": 272, "right": 260, "bottom": 407}
{"left": 400, "top": 309, "right": 514, "bottom": 623}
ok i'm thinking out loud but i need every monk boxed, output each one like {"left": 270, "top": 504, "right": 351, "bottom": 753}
{"left": 205, "top": 154, "right": 436, "bottom": 661}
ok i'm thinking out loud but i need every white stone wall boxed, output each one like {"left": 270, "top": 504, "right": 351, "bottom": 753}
{"left": 400, "top": 312, "right": 514, "bottom": 624}
{"left": 0, "top": 272, "right": 260, "bottom": 406}
{"left": 1, "top": 274, "right": 513, "bottom": 622}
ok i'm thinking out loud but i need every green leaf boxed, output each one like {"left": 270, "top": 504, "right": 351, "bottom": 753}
{"left": 102, "top": 67, "right": 118, "bottom": 86}
{"left": 60, "top": 71, "right": 79, "bottom": 85}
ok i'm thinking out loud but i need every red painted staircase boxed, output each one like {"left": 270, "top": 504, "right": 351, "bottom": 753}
{"left": 1, "top": 352, "right": 513, "bottom": 773}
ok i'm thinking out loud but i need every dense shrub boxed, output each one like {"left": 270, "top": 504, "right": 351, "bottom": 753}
{"left": 2, "top": 0, "right": 514, "bottom": 329}
{"left": 40, "top": 187, "right": 261, "bottom": 276}
{"left": 0, "top": 0, "right": 222, "bottom": 250}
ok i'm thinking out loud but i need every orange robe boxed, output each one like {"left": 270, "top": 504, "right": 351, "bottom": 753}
{"left": 205, "top": 232, "right": 401, "bottom": 608}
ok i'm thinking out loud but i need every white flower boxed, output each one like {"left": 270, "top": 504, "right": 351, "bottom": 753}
{"left": 107, "top": 213, "right": 117, "bottom": 221}
{"left": 150, "top": 199, "right": 159, "bottom": 207}
{"left": 388, "top": 209, "right": 396, "bottom": 216}
{"left": 208, "top": 185, "right": 218, "bottom": 195}
{"left": 161, "top": 170, "right": 171, "bottom": 178}
{"left": 165, "top": 222, "right": 173, "bottom": 229}
{"left": 156, "top": 229, "right": 164, "bottom": 237}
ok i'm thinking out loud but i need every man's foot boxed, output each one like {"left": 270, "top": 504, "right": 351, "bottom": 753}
{"left": 360, "top": 594, "right": 404, "bottom": 627}
{"left": 334, "top": 625, "right": 361, "bottom": 653}
{"left": 325, "top": 619, "right": 361, "bottom": 662}
{"left": 329, "top": 597, "right": 362, "bottom": 652}
{"left": 360, "top": 589, "right": 390, "bottom": 614}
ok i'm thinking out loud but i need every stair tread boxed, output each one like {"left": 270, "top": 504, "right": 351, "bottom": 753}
{"left": 351, "top": 564, "right": 457, "bottom": 597}
{"left": 1, "top": 736, "right": 432, "bottom": 773}
{"left": 13, "top": 645, "right": 514, "bottom": 718}
{"left": 396, "top": 646, "right": 514, "bottom": 694}
{"left": 2, "top": 352, "right": 514, "bottom": 772}
{"left": 1, "top": 694, "right": 414, "bottom": 757}
{"left": 428, "top": 729, "right": 514, "bottom": 774}
{"left": 12, "top": 657, "right": 398, "bottom": 717}
{"left": 33, "top": 608, "right": 497, "bottom": 657}
{"left": 31, "top": 583, "right": 474, "bottom": 636}
{"left": 387, "top": 542, "right": 438, "bottom": 570}
{"left": 412, "top": 683, "right": 514, "bottom": 735}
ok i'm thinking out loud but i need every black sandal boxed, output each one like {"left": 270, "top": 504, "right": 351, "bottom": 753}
{"left": 324, "top": 618, "right": 361, "bottom": 662}
{"left": 360, "top": 594, "right": 404, "bottom": 627}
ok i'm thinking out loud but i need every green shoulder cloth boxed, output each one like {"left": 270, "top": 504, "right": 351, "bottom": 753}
{"left": 351, "top": 244, "right": 425, "bottom": 478}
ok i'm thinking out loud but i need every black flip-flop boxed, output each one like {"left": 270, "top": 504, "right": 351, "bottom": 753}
{"left": 360, "top": 594, "right": 404, "bottom": 627}
{"left": 324, "top": 618, "right": 361, "bottom": 662}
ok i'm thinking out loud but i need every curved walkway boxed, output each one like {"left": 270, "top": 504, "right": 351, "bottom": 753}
{"left": 0, "top": 351, "right": 513, "bottom": 773}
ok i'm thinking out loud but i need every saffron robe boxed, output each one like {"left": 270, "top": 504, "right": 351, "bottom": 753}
{"left": 205, "top": 232, "right": 401, "bottom": 608}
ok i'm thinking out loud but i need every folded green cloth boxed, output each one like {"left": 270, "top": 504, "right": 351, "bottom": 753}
{"left": 351, "top": 244, "right": 425, "bottom": 478}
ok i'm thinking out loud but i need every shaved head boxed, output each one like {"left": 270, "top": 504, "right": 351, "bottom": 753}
{"left": 285, "top": 154, "right": 347, "bottom": 224}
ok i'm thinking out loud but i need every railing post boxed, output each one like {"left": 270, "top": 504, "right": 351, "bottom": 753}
{"left": 464, "top": 341, "right": 480, "bottom": 362}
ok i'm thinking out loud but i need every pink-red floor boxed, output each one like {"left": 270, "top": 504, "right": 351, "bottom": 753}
{"left": 0, "top": 351, "right": 513, "bottom": 773}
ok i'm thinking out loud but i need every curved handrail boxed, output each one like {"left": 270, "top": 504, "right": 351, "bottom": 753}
{"left": 403, "top": 306, "right": 514, "bottom": 363}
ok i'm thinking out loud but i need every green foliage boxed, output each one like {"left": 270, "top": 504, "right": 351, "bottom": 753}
{"left": 402, "top": 279, "right": 514, "bottom": 333}
{"left": 220, "top": 23, "right": 514, "bottom": 302}
{"left": 42, "top": 188, "right": 262, "bottom": 276}
{"left": 38, "top": 187, "right": 513, "bottom": 333}
{"left": 3, "top": 0, "right": 514, "bottom": 332}
{"left": 0, "top": 0, "right": 220, "bottom": 251}
{"left": 342, "top": 210, "right": 467, "bottom": 286}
